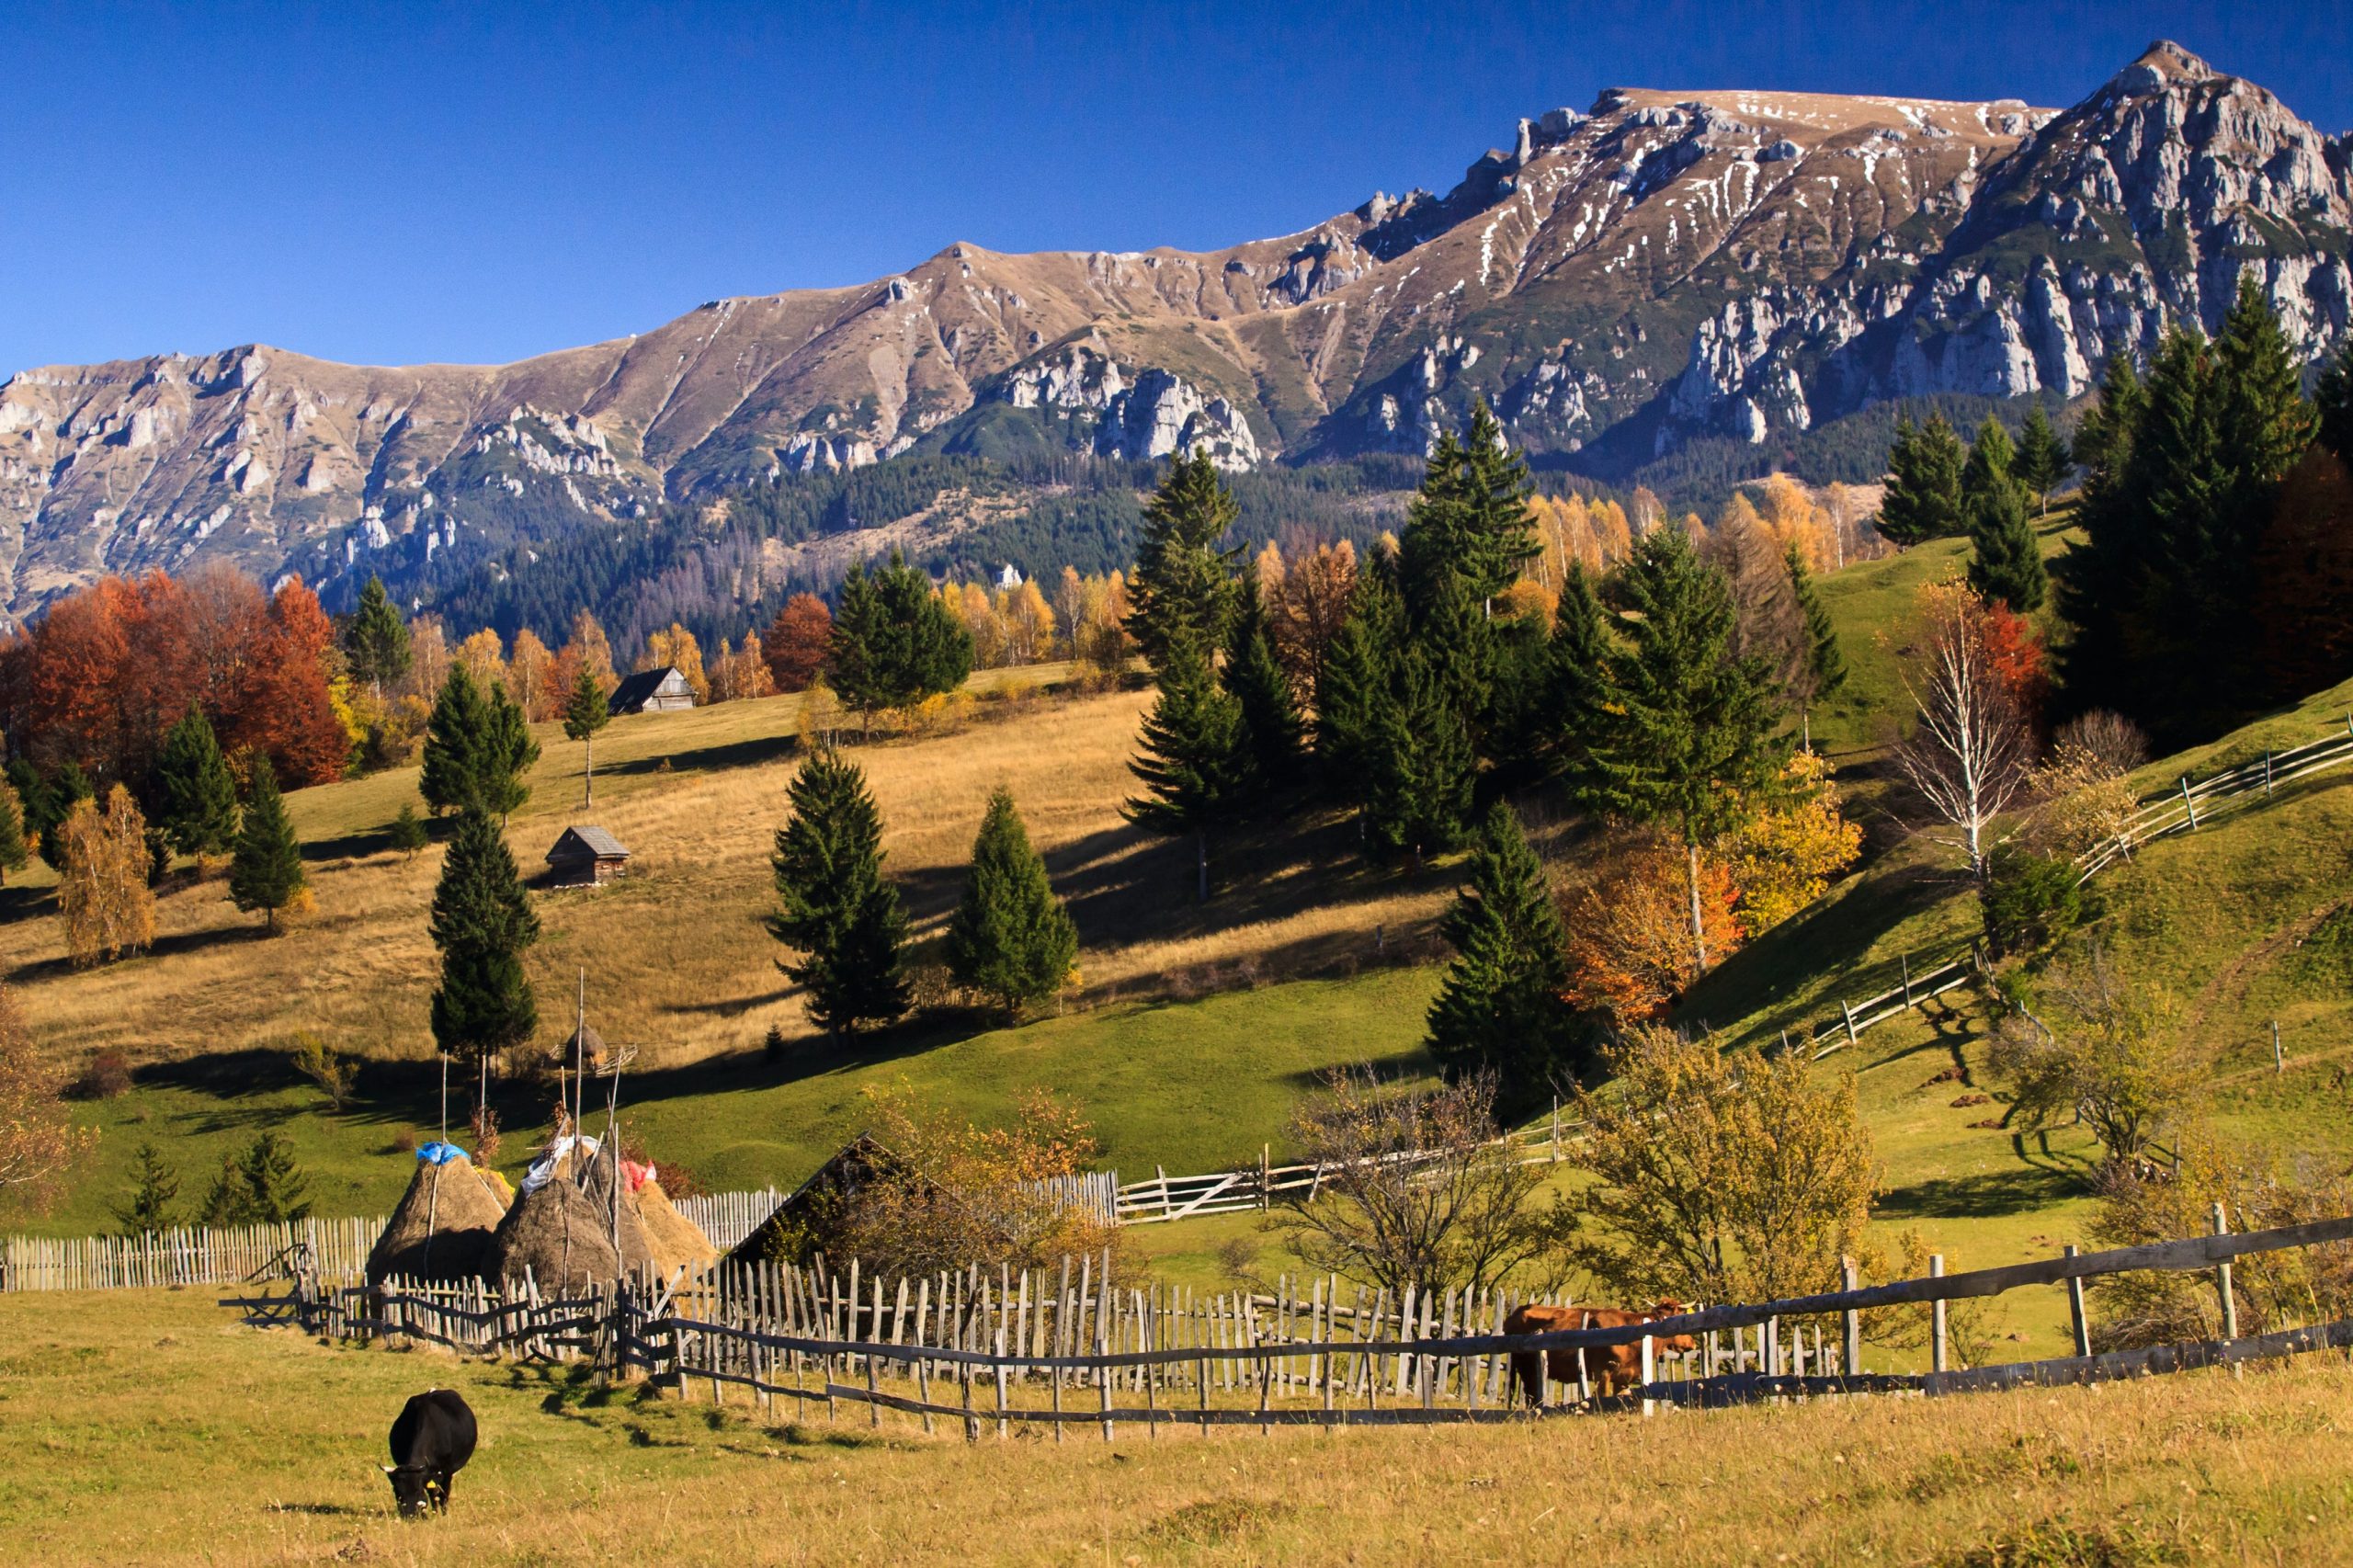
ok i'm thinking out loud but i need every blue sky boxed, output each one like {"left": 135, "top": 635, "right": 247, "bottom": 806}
{"left": 4, "top": 2, "right": 2345, "bottom": 377}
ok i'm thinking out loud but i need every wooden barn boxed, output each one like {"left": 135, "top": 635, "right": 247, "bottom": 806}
{"left": 608, "top": 665, "right": 696, "bottom": 714}
{"left": 544, "top": 825, "right": 631, "bottom": 887}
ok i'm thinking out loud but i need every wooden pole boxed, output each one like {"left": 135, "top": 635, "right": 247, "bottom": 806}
{"left": 2272, "top": 1020, "right": 2284, "bottom": 1074}
{"left": 2213, "top": 1204, "right": 2238, "bottom": 1342}
{"left": 1930, "top": 1255, "right": 1949, "bottom": 1374}
{"left": 2063, "top": 1244, "right": 2092, "bottom": 1358}
{"left": 2180, "top": 776, "right": 2198, "bottom": 829}
{"left": 1841, "top": 1256, "right": 1861, "bottom": 1377}
{"left": 1841, "top": 999, "right": 1859, "bottom": 1047}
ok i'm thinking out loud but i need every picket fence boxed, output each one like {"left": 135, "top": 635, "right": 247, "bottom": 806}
{"left": 0, "top": 1216, "right": 381, "bottom": 1292}
{"left": 230, "top": 1209, "right": 2353, "bottom": 1437}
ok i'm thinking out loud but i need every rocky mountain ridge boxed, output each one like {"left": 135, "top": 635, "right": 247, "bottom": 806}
{"left": 0, "top": 40, "right": 2344, "bottom": 615}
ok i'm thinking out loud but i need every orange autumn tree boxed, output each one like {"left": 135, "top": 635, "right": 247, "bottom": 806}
{"left": 1562, "top": 831, "right": 1742, "bottom": 1025}
{"left": 763, "top": 594, "right": 833, "bottom": 692}
{"left": 231, "top": 578, "right": 350, "bottom": 787}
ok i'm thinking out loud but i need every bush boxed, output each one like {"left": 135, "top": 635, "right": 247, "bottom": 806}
{"left": 289, "top": 1030, "right": 357, "bottom": 1111}
{"left": 1982, "top": 846, "right": 2090, "bottom": 960}
{"left": 70, "top": 1047, "right": 133, "bottom": 1100}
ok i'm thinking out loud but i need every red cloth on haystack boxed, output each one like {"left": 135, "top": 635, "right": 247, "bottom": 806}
{"left": 620, "top": 1159, "right": 654, "bottom": 1192}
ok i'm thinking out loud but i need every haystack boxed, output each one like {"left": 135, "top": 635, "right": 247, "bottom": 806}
{"left": 635, "top": 1178, "right": 717, "bottom": 1276}
{"left": 484, "top": 1150, "right": 655, "bottom": 1291}
{"left": 367, "top": 1154, "right": 508, "bottom": 1287}
{"left": 478, "top": 1164, "right": 517, "bottom": 1208}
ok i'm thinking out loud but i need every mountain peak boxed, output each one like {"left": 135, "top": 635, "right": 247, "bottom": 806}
{"left": 2116, "top": 40, "right": 2215, "bottom": 92}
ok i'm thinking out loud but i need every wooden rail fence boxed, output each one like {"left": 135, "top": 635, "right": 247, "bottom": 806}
{"left": 227, "top": 1211, "right": 2353, "bottom": 1437}
{"left": 0, "top": 1216, "right": 381, "bottom": 1292}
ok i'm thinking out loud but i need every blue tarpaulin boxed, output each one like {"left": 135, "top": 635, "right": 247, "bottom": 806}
{"left": 415, "top": 1142, "right": 469, "bottom": 1165}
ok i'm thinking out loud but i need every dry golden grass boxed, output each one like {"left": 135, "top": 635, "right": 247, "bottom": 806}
{"left": 6, "top": 1287, "right": 2352, "bottom": 1565}
{"left": 0, "top": 667, "right": 1460, "bottom": 1077}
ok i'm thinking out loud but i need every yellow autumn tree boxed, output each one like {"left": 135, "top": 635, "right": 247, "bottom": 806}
{"left": 641, "top": 623, "right": 710, "bottom": 702}
{"left": 454, "top": 627, "right": 506, "bottom": 694}
{"left": 508, "top": 628, "right": 556, "bottom": 721}
{"left": 1562, "top": 831, "right": 1743, "bottom": 1025}
{"left": 998, "top": 579, "right": 1055, "bottom": 665}
{"left": 1727, "top": 750, "right": 1864, "bottom": 933}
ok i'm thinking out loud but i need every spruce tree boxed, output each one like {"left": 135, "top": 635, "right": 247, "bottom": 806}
{"left": 1126, "top": 449, "right": 1241, "bottom": 665}
{"left": 389, "top": 801, "right": 428, "bottom": 858}
{"left": 236, "top": 1131, "right": 312, "bottom": 1222}
{"left": 1313, "top": 574, "right": 1405, "bottom": 792}
{"left": 2317, "top": 338, "right": 2353, "bottom": 465}
{"left": 1581, "top": 526, "right": 1790, "bottom": 971}
{"left": 229, "top": 759, "right": 305, "bottom": 933}
{"left": 1543, "top": 562, "right": 1613, "bottom": 787}
{"left": 1960, "top": 414, "right": 2016, "bottom": 511}
{"left": 827, "top": 552, "right": 975, "bottom": 720}
{"left": 1125, "top": 636, "right": 1252, "bottom": 902}
{"left": 429, "top": 807, "right": 540, "bottom": 1077}
{"left": 2011, "top": 403, "right": 2071, "bottom": 515}
{"left": 1783, "top": 543, "right": 1847, "bottom": 746}
{"left": 1427, "top": 801, "right": 1585, "bottom": 1118}
{"left": 769, "top": 748, "right": 910, "bottom": 1033}
{"left": 1364, "top": 646, "right": 1476, "bottom": 865}
{"left": 561, "top": 665, "right": 611, "bottom": 807}
{"left": 156, "top": 705, "right": 240, "bottom": 858}
{"left": 1966, "top": 476, "right": 2048, "bottom": 612}
{"left": 114, "top": 1142, "right": 180, "bottom": 1235}
{"left": 343, "top": 574, "right": 412, "bottom": 693}
{"left": 1452, "top": 403, "right": 1541, "bottom": 600}
{"left": 946, "top": 787, "right": 1078, "bottom": 1016}
{"left": 0, "top": 781, "right": 27, "bottom": 888}
{"left": 1223, "top": 584, "right": 1305, "bottom": 789}
{"left": 419, "top": 664, "right": 489, "bottom": 816}
{"left": 1877, "top": 413, "right": 1966, "bottom": 546}
{"left": 479, "top": 682, "right": 539, "bottom": 819}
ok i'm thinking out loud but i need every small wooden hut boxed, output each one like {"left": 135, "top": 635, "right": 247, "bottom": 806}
{"left": 723, "top": 1133, "right": 907, "bottom": 1267}
{"left": 544, "top": 825, "right": 630, "bottom": 888}
{"left": 608, "top": 666, "right": 696, "bottom": 714}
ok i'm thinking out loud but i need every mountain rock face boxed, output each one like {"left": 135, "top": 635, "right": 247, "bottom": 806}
{"left": 0, "top": 40, "right": 2344, "bottom": 613}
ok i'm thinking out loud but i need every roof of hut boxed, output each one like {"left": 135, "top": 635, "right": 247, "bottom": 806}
{"left": 723, "top": 1132, "right": 909, "bottom": 1267}
{"left": 547, "top": 825, "right": 629, "bottom": 863}
{"left": 367, "top": 1154, "right": 508, "bottom": 1287}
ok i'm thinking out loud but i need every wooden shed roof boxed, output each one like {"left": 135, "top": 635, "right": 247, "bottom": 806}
{"left": 547, "top": 825, "right": 630, "bottom": 863}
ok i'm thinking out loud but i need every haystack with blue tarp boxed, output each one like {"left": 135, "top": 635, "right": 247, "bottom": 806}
{"left": 366, "top": 1143, "right": 510, "bottom": 1287}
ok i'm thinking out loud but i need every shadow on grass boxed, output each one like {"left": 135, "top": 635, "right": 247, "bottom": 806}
{"left": 606, "top": 732, "right": 800, "bottom": 781}
{"left": 1876, "top": 1166, "right": 2085, "bottom": 1220}
{"left": 0, "top": 882, "right": 53, "bottom": 927}
{"left": 6, "top": 921, "right": 275, "bottom": 984}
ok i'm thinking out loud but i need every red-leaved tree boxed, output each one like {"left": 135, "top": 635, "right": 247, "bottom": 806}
{"left": 764, "top": 594, "right": 833, "bottom": 693}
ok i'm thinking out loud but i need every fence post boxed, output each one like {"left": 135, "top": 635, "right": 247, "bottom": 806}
{"left": 2063, "top": 1244, "right": 2091, "bottom": 1358}
{"left": 1260, "top": 1145, "right": 1270, "bottom": 1211}
{"left": 2272, "top": 1020, "right": 2284, "bottom": 1074}
{"left": 1901, "top": 953, "right": 1913, "bottom": 1008}
{"left": 1840, "top": 999, "right": 1858, "bottom": 1047}
{"left": 1929, "top": 1256, "right": 1948, "bottom": 1375}
{"left": 1840, "top": 1256, "right": 1861, "bottom": 1379}
{"left": 2180, "top": 776, "right": 2198, "bottom": 829}
{"left": 1639, "top": 1332, "right": 1654, "bottom": 1418}
{"left": 2212, "top": 1204, "right": 2238, "bottom": 1343}
{"left": 2264, "top": 750, "right": 2274, "bottom": 797}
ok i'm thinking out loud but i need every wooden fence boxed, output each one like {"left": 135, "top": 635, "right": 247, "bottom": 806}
{"left": 227, "top": 1210, "right": 2353, "bottom": 1437}
{"left": 0, "top": 1216, "right": 381, "bottom": 1292}
{"left": 672, "top": 1189, "right": 785, "bottom": 1251}
{"left": 1803, "top": 719, "right": 2353, "bottom": 1060}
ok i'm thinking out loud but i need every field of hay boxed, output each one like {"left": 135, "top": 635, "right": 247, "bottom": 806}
{"left": 3, "top": 1287, "right": 2347, "bottom": 1566}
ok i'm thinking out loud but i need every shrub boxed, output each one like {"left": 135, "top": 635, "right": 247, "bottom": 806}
{"left": 70, "top": 1047, "right": 133, "bottom": 1100}
{"left": 289, "top": 1030, "right": 357, "bottom": 1111}
{"left": 1981, "top": 846, "right": 2091, "bottom": 959}
{"left": 1986, "top": 950, "right": 2200, "bottom": 1174}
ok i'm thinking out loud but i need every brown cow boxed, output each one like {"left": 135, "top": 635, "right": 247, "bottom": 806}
{"left": 1505, "top": 1301, "right": 1699, "bottom": 1405}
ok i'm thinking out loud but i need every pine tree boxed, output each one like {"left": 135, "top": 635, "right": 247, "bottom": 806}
{"left": 229, "top": 758, "right": 305, "bottom": 933}
{"left": 1125, "top": 637, "right": 1252, "bottom": 902}
{"left": 479, "top": 682, "right": 539, "bottom": 819}
{"left": 389, "top": 801, "right": 428, "bottom": 858}
{"left": 1783, "top": 544, "right": 1847, "bottom": 746}
{"left": 0, "top": 781, "right": 27, "bottom": 888}
{"left": 1427, "top": 801, "right": 1586, "bottom": 1118}
{"left": 768, "top": 749, "right": 910, "bottom": 1033}
{"left": 1222, "top": 584, "right": 1304, "bottom": 789}
{"left": 1966, "top": 476, "right": 2048, "bottom": 612}
{"left": 561, "top": 665, "right": 612, "bottom": 807}
{"left": 114, "top": 1142, "right": 180, "bottom": 1235}
{"left": 343, "top": 574, "right": 412, "bottom": 693}
{"left": 155, "top": 706, "right": 240, "bottom": 858}
{"left": 428, "top": 807, "right": 540, "bottom": 1076}
{"left": 946, "top": 787, "right": 1078, "bottom": 1016}
{"left": 1581, "top": 527, "right": 1790, "bottom": 971}
{"left": 1542, "top": 562, "right": 1613, "bottom": 788}
{"left": 2011, "top": 403, "right": 2071, "bottom": 516}
{"left": 827, "top": 552, "right": 975, "bottom": 720}
{"left": 1877, "top": 414, "right": 1966, "bottom": 546}
{"left": 1452, "top": 403, "right": 1541, "bottom": 600}
{"left": 1960, "top": 414, "right": 2016, "bottom": 511}
{"left": 1127, "top": 449, "right": 1241, "bottom": 665}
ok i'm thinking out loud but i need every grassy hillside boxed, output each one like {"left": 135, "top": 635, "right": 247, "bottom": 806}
{"left": 6, "top": 1288, "right": 2349, "bottom": 1565}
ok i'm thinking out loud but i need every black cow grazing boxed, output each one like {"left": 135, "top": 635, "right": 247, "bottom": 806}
{"left": 382, "top": 1389, "right": 477, "bottom": 1517}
